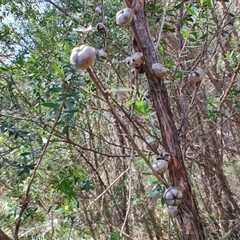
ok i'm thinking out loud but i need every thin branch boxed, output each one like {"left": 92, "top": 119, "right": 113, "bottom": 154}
{"left": 14, "top": 85, "right": 71, "bottom": 239}
{"left": 120, "top": 143, "right": 134, "bottom": 236}
{"left": 219, "top": 221, "right": 240, "bottom": 240}
{"left": 90, "top": 168, "right": 129, "bottom": 205}
{"left": 155, "top": 1, "right": 168, "bottom": 51}
{"left": 87, "top": 67, "right": 169, "bottom": 187}
{"left": 92, "top": 201, "right": 133, "bottom": 239}
{"left": 218, "top": 63, "right": 240, "bottom": 110}
{"left": 45, "top": 0, "right": 71, "bottom": 16}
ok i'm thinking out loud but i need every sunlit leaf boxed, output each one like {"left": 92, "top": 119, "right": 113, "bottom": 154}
{"left": 73, "top": 25, "right": 93, "bottom": 33}
{"left": 186, "top": 7, "right": 197, "bottom": 16}
{"left": 181, "top": 29, "right": 189, "bottom": 38}
{"left": 53, "top": 64, "right": 65, "bottom": 78}
{"left": 110, "top": 87, "right": 133, "bottom": 92}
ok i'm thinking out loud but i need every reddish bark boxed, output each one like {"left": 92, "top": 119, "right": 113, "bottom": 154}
{"left": 0, "top": 229, "right": 12, "bottom": 240}
{"left": 124, "top": 0, "right": 205, "bottom": 239}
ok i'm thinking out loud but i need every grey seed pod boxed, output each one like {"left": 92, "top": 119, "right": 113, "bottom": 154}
{"left": 125, "top": 56, "right": 132, "bottom": 65}
{"left": 130, "top": 68, "right": 135, "bottom": 75}
{"left": 116, "top": 8, "right": 133, "bottom": 26}
{"left": 95, "top": 6, "right": 102, "bottom": 16}
{"left": 98, "top": 49, "right": 108, "bottom": 59}
{"left": 152, "top": 159, "right": 168, "bottom": 175}
{"left": 130, "top": 52, "right": 143, "bottom": 68}
{"left": 96, "top": 22, "right": 106, "bottom": 33}
{"left": 70, "top": 45, "right": 96, "bottom": 70}
{"left": 152, "top": 63, "right": 167, "bottom": 78}
{"left": 188, "top": 69, "right": 204, "bottom": 84}
{"left": 168, "top": 206, "right": 179, "bottom": 218}
{"left": 161, "top": 151, "right": 171, "bottom": 163}
{"left": 164, "top": 187, "right": 183, "bottom": 206}
{"left": 147, "top": 138, "right": 159, "bottom": 150}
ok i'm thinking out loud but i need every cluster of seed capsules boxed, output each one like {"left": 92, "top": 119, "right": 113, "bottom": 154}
{"left": 69, "top": 5, "right": 205, "bottom": 217}
{"left": 69, "top": 6, "right": 168, "bottom": 79}
{"left": 69, "top": 6, "right": 204, "bottom": 84}
{"left": 152, "top": 151, "right": 183, "bottom": 218}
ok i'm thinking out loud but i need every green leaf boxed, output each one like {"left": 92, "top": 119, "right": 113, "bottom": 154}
{"left": 18, "top": 168, "right": 29, "bottom": 176}
{"left": 49, "top": 87, "right": 64, "bottom": 92}
{"left": 53, "top": 64, "right": 65, "bottom": 78}
{"left": 148, "top": 189, "right": 161, "bottom": 199}
{"left": 135, "top": 159, "right": 147, "bottom": 166}
{"left": 0, "top": 125, "right": 4, "bottom": 133}
{"left": 175, "top": 71, "right": 185, "bottom": 79}
{"left": 181, "top": 29, "right": 189, "bottom": 38}
{"left": 81, "top": 180, "right": 94, "bottom": 192}
{"left": 42, "top": 102, "right": 60, "bottom": 109}
{"left": 134, "top": 106, "right": 145, "bottom": 115}
{"left": 186, "top": 7, "right": 197, "bottom": 16}
{"left": 62, "top": 126, "right": 68, "bottom": 134}
{"left": 147, "top": 176, "right": 159, "bottom": 185}
{"left": 46, "top": 114, "right": 58, "bottom": 121}
{"left": 63, "top": 109, "right": 78, "bottom": 114}
{"left": 161, "top": 196, "right": 166, "bottom": 206}
{"left": 110, "top": 231, "right": 121, "bottom": 240}
{"left": 189, "top": 37, "right": 196, "bottom": 42}
{"left": 0, "top": 159, "right": 4, "bottom": 168}
{"left": 203, "top": 0, "right": 212, "bottom": 7}
{"left": 162, "top": 23, "right": 175, "bottom": 33}
{"left": 20, "top": 152, "right": 31, "bottom": 156}
{"left": 199, "top": 33, "right": 208, "bottom": 40}
{"left": 18, "top": 164, "right": 34, "bottom": 176}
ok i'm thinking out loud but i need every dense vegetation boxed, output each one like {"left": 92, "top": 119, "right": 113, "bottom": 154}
{"left": 0, "top": 0, "right": 240, "bottom": 239}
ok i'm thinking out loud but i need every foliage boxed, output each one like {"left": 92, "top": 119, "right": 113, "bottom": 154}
{"left": 0, "top": 0, "right": 240, "bottom": 239}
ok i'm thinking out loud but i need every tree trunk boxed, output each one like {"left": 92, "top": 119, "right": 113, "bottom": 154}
{"left": 0, "top": 229, "right": 12, "bottom": 240}
{"left": 124, "top": 0, "right": 205, "bottom": 239}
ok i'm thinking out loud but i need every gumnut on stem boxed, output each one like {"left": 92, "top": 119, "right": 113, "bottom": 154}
{"left": 70, "top": 45, "right": 96, "bottom": 70}
{"left": 116, "top": 8, "right": 133, "bottom": 26}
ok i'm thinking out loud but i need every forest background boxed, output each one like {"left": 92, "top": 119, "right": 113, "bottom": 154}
{"left": 0, "top": 0, "right": 240, "bottom": 239}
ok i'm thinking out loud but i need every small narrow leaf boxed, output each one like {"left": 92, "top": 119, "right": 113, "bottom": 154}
{"left": 62, "top": 126, "right": 69, "bottom": 134}
{"left": 199, "top": 33, "right": 208, "bottom": 40}
{"left": 181, "top": 29, "right": 189, "bottom": 38}
{"left": 49, "top": 87, "right": 64, "bottom": 92}
{"left": 161, "top": 196, "right": 166, "bottom": 206}
{"left": 20, "top": 152, "right": 31, "bottom": 156}
{"left": 186, "top": 7, "right": 197, "bottom": 16}
{"left": 42, "top": 102, "right": 60, "bottom": 109}
{"left": 63, "top": 109, "right": 78, "bottom": 113}
{"left": 1, "top": 125, "right": 4, "bottom": 133}
{"left": 53, "top": 64, "right": 65, "bottom": 78}
{"left": 203, "top": 0, "right": 212, "bottom": 8}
